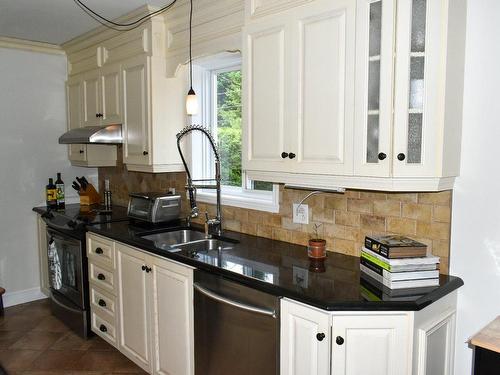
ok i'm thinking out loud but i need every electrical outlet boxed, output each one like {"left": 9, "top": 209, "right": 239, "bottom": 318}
{"left": 293, "top": 203, "right": 309, "bottom": 224}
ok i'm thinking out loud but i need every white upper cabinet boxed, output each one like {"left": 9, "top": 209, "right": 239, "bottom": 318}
{"left": 81, "top": 63, "right": 122, "bottom": 127}
{"left": 243, "top": 0, "right": 356, "bottom": 176}
{"left": 354, "top": 0, "right": 395, "bottom": 177}
{"left": 122, "top": 55, "right": 151, "bottom": 167}
{"left": 100, "top": 63, "right": 122, "bottom": 126}
{"left": 245, "top": 0, "right": 466, "bottom": 191}
{"left": 63, "top": 9, "right": 184, "bottom": 173}
{"left": 66, "top": 75, "right": 117, "bottom": 167}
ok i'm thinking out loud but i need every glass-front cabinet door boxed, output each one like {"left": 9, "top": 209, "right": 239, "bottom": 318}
{"left": 354, "top": 0, "right": 395, "bottom": 177}
{"left": 393, "top": 0, "right": 443, "bottom": 177}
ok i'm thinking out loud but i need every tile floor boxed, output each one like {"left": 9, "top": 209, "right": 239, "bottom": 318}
{"left": 0, "top": 299, "right": 147, "bottom": 374}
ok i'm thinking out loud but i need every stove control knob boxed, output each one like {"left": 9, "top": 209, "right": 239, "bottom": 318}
{"left": 41, "top": 211, "right": 54, "bottom": 219}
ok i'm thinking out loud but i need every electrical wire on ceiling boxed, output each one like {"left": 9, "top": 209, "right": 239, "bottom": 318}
{"left": 73, "top": 0, "right": 178, "bottom": 31}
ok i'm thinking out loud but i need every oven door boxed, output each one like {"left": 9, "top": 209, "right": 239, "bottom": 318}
{"left": 47, "top": 228, "right": 86, "bottom": 309}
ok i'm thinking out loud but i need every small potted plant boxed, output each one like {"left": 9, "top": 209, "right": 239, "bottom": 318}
{"left": 308, "top": 223, "right": 326, "bottom": 260}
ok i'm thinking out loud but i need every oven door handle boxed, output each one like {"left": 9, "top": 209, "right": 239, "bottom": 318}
{"left": 194, "top": 283, "right": 277, "bottom": 318}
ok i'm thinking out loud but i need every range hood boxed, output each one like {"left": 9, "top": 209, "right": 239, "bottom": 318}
{"left": 58, "top": 124, "right": 122, "bottom": 144}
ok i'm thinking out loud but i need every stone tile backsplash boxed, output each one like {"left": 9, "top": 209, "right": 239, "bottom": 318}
{"left": 99, "top": 151, "right": 452, "bottom": 273}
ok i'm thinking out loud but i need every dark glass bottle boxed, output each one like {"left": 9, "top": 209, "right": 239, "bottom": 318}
{"left": 55, "top": 173, "right": 65, "bottom": 209}
{"left": 46, "top": 178, "right": 57, "bottom": 209}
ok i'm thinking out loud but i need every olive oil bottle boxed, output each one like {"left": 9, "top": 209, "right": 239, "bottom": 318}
{"left": 55, "top": 172, "right": 65, "bottom": 209}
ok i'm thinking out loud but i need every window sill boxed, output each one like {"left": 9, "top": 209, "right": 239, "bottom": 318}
{"left": 196, "top": 188, "right": 280, "bottom": 213}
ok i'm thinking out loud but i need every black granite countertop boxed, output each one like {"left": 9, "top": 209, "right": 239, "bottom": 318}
{"left": 87, "top": 219, "right": 463, "bottom": 311}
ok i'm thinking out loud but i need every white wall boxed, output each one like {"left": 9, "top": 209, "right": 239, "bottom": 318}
{"left": 450, "top": 0, "right": 500, "bottom": 373}
{"left": 0, "top": 46, "right": 95, "bottom": 306}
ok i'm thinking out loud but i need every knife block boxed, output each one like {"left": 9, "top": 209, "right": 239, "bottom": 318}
{"left": 80, "top": 184, "right": 101, "bottom": 206}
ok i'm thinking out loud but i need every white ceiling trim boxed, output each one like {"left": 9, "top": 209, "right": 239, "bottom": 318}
{"left": 0, "top": 36, "right": 65, "bottom": 56}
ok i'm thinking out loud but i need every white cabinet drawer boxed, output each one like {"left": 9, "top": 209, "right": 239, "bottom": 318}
{"left": 89, "top": 262, "right": 115, "bottom": 295}
{"left": 88, "top": 234, "right": 115, "bottom": 268}
{"left": 91, "top": 309, "right": 117, "bottom": 346}
{"left": 90, "top": 285, "right": 116, "bottom": 320}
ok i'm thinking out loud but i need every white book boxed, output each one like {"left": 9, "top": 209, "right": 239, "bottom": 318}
{"left": 385, "top": 269, "right": 439, "bottom": 281}
{"left": 362, "top": 247, "right": 440, "bottom": 266}
{"left": 360, "top": 265, "right": 440, "bottom": 289}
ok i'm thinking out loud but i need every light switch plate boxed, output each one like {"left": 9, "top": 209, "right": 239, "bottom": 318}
{"left": 293, "top": 203, "right": 309, "bottom": 224}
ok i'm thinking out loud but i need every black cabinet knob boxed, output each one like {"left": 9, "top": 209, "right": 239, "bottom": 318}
{"left": 378, "top": 152, "right": 387, "bottom": 161}
{"left": 145, "top": 266, "right": 152, "bottom": 273}
{"left": 141, "top": 265, "right": 146, "bottom": 271}
{"left": 79, "top": 150, "right": 84, "bottom": 154}
{"left": 143, "top": 151, "right": 149, "bottom": 156}
{"left": 336, "top": 336, "right": 344, "bottom": 345}
{"left": 95, "top": 247, "right": 103, "bottom": 255}
{"left": 95, "top": 113, "right": 99, "bottom": 118}
{"left": 316, "top": 333, "right": 326, "bottom": 341}
{"left": 97, "top": 273, "right": 105, "bottom": 281}
{"left": 281, "top": 152, "right": 289, "bottom": 159}
{"left": 99, "top": 324, "right": 107, "bottom": 333}
{"left": 397, "top": 153, "right": 406, "bottom": 161}
{"left": 98, "top": 299, "right": 106, "bottom": 307}
{"left": 288, "top": 152, "right": 296, "bottom": 159}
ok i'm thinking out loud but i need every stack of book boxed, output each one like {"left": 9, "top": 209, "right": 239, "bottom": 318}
{"left": 360, "top": 235, "right": 440, "bottom": 289}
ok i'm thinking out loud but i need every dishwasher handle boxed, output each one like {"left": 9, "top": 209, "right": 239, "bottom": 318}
{"left": 194, "top": 283, "right": 277, "bottom": 318}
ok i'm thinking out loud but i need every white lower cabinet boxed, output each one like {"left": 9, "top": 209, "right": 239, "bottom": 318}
{"left": 281, "top": 293, "right": 457, "bottom": 375}
{"left": 116, "top": 244, "right": 152, "bottom": 372}
{"left": 87, "top": 234, "right": 194, "bottom": 375}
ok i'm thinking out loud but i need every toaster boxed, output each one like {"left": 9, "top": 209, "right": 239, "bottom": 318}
{"left": 127, "top": 192, "right": 181, "bottom": 223}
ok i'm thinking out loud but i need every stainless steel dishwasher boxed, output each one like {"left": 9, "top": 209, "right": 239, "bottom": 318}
{"left": 194, "top": 270, "right": 280, "bottom": 375}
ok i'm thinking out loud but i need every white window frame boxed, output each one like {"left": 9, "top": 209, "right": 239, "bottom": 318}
{"left": 189, "top": 55, "right": 279, "bottom": 213}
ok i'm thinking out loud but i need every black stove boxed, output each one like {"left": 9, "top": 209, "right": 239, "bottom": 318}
{"left": 35, "top": 204, "right": 129, "bottom": 239}
{"left": 33, "top": 203, "right": 129, "bottom": 338}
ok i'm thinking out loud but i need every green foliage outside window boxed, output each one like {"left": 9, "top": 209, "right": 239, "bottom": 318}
{"left": 216, "top": 70, "right": 273, "bottom": 191}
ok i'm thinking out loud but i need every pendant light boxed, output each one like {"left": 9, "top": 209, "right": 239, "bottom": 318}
{"left": 186, "top": 0, "right": 198, "bottom": 115}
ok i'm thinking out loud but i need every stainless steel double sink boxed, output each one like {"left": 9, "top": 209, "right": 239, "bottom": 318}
{"left": 141, "top": 229, "right": 236, "bottom": 253}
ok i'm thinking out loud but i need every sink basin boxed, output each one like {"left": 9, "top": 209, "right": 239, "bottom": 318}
{"left": 141, "top": 229, "right": 236, "bottom": 253}
{"left": 173, "top": 238, "right": 235, "bottom": 252}
{"left": 141, "top": 229, "right": 206, "bottom": 251}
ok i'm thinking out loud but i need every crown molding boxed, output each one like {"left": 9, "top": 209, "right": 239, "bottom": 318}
{"left": 62, "top": 4, "right": 161, "bottom": 53}
{"left": 0, "top": 36, "right": 65, "bottom": 56}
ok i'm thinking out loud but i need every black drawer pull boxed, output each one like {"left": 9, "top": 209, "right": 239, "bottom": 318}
{"left": 95, "top": 247, "right": 103, "bottom": 255}
{"left": 397, "top": 153, "right": 406, "bottom": 161}
{"left": 79, "top": 150, "right": 84, "bottom": 154}
{"left": 316, "top": 333, "right": 326, "bottom": 341}
{"left": 143, "top": 151, "right": 149, "bottom": 156}
{"left": 145, "top": 266, "right": 152, "bottom": 273}
{"left": 336, "top": 336, "right": 344, "bottom": 345}
{"left": 378, "top": 152, "right": 387, "bottom": 160}
{"left": 97, "top": 273, "right": 106, "bottom": 281}
{"left": 288, "top": 152, "right": 296, "bottom": 159}
{"left": 99, "top": 324, "right": 107, "bottom": 333}
{"left": 98, "top": 299, "right": 106, "bottom": 307}
{"left": 281, "top": 152, "right": 289, "bottom": 159}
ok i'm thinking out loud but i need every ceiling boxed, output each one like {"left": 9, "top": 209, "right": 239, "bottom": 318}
{"left": 0, "top": 0, "right": 174, "bottom": 45}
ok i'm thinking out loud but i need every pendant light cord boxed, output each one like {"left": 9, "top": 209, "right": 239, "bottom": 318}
{"left": 73, "top": 0, "right": 178, "bottom": 31}
{"left": 189, "top": 0, "right": 194, "bottom": 90}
